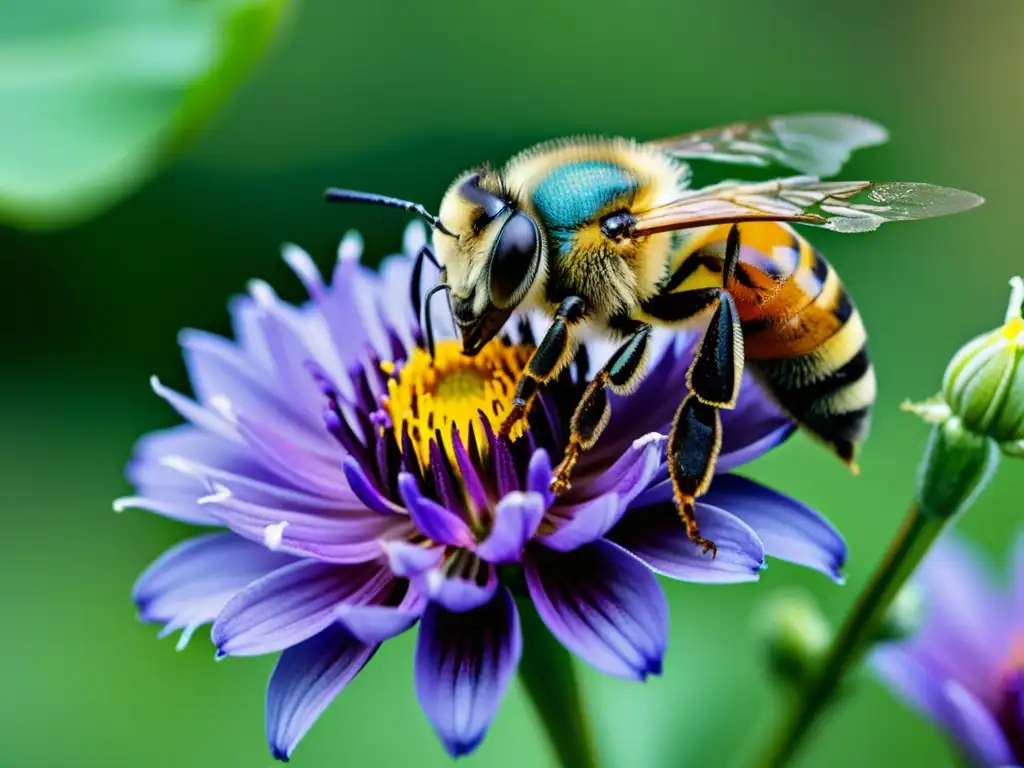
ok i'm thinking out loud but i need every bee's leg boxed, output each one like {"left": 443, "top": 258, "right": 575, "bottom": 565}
{"left": 551, "top": 324, "right": 652, "bottom": 494}
{"left": 639, "top": 225, "right": 745, "bottom": 555}
{"left": 499, "top": 296, "right": 586, "bottom": 437}
{"left": 668, "top": 395, "right": 722, "bottom": 557}
{"left": 686, "top": 223, "right": 744, "bottom": 409}
{"left": 687, "top": 291, "right": 744, "bottom": 409}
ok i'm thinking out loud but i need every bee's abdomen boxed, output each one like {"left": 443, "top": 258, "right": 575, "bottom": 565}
{"left": 739, "top": 242, "right": 875, "bottom": 466}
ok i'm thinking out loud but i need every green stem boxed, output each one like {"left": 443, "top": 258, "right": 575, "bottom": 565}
{"left": 759, "top": 501, "right": 946, "bottom": 768}
{"left": 517, "top": 599, "right": 600, "bottom": 768}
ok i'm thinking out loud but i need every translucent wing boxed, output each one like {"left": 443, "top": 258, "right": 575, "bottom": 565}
{"left": 631, "top": 177, "right": 984, "bottom": 236}
{"left": 648, "top": 114, "right": 889, "bottom": 178}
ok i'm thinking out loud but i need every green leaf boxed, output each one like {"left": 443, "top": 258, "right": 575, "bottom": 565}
{"left": 0, "top": 0, "right": 291, "bottom": 230}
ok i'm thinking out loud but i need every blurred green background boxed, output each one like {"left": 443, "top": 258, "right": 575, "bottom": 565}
{"left": 2, "top": 0, "right": 1021, "bottom": 766}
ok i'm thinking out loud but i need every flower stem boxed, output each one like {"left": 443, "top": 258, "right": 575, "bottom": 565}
{"left": 759, "top": 500, "right": 945, "bottom": 768}
{"left": 517, "top": 599, "right": 600, "bottom": 768}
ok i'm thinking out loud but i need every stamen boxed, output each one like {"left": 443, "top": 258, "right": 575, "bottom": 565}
{"left": 263, "top": 521, "right": 289, "bottom": 551}
{"left": 198, "top": 483, "right": 232, "bottom": 505}
{"left": 379, "top": 338, "right": 531, "bottom": 470}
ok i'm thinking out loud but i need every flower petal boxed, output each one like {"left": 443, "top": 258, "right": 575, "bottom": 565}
{"left": 939, "top": 680, "right": 1016, "bottom": 767}
{"left": 568, "top": 433, "right": 665, "bottom": 505}
{"left": 910, "top": 536, "right": 1009, "bottom": 701}
{"left": 205, "top": 487, "right": 414, "bottom": 564}
{"left": 131, "top": 425, "right": 361, "bottom": 513}
{"left": 539, "top": 493, "right": 624, "bottom": 553}
{"left": 383, "top": 541, "right": 445, "bottom": 578}
{"left": 179, "top": 327, "right": 324, "bottom": 439}
{"left": 133, "top": 533, "right": 294, "bottom": 650}
{"left": 525, "top": 540, "right": 667, "bottom": 680}
{"left": 243, "top": 280, "right": 339, "bottom": 421}
{"left": 1011, "top": 530, "right": 1024, "bottom": 629}
{"left": 451, "top": 425, "right": 490, "bottom": 514}
{"left": 414, "top": 588, "right": 521, "bottom": 757}
{"left": 526, "top": 449, "right": 555, "bottom": 510}
{"left": 334, "top": 581, "right": 426, "bottom": 644}
{"left": 213, "top": 560, "right": 394, "bottom": 657}
{"left": 872, "top": 647, "right": 1015, "bottom": 766}
{"left": 424, "top": 555, "right": 499, "bottom": 613}
{"left": 476, "top": 491, "right": 546, "bottom": 564}
{"left": 149, "top": 375, "right": 238, "bottom": 442}
{"left": 398, "top": 473, "right": 474, "bottom": 548}
{"left": 334, "top": 605, "right": 421, "bottom": 645}
{"left": 342, "top": 457, "right": 407, "bottom": 517}
{"left": 266, "top": 625, "right": 377, "bottom": 761}
{"left": 233, "top": 413, "right": 351, "bottom": 498}
{"left": 609, "top": 502, "right": 764, "bottom": 583}
{"left": 702, "top": 474, "right": 846, "bottom": 582}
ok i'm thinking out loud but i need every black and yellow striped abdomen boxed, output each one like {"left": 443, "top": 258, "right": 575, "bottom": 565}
{"left": 671, "top": 221, "right": 875, "bottom": 466}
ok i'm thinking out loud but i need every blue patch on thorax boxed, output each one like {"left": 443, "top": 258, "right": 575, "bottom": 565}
{"left": 531, "top": 161, "right": 638, "bottom": 253}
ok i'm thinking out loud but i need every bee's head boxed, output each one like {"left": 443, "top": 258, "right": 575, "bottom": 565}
{"left": 323, "top": 170, "right": 542, "bottom": 358}
{"left": 434, "top": 171, "right": 543, "bottom": 356}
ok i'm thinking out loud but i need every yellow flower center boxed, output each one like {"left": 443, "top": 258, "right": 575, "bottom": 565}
{"left": 380, "top": 339, "right": 531, "bottom": 468}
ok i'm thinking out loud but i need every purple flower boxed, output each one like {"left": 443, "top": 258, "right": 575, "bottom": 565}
{"left": 873, "top": 535, "right": 1024, "bottom": 767}
{"left": 118, "top": 223, "right": 846, "bottom": 760}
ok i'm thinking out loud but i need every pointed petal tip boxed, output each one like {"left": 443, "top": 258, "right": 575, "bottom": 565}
{"left": 632, "top": 432, "right": 666, "bottom": 451}
{"left": 339, "top": 230, "right": 364, "bottom": 263}
{"left": 442, "top": 734, "right": 486, "bottom": 759}
{"left": 270, "top": 745, "right": 291, "bottom": 763}
{"left": 703, "top": 475, "right": 847, "bottom": 582}
{"left": 112, "top": 496, "right": 134, "bottom": 513}
{"left": 247, "top": 278, "right": 278, "bottom": 309}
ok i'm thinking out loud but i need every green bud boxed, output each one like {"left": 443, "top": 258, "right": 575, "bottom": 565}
{"left": 759, "top": 592, "right": 832, "bottom": 689}
{"left": 874, "top": 582, "right": 924, "bottom": 643}
{"left": 903, "top": 277, "right": 1024, "bottom": 519}
{"left": 941, "top": 276, "right": 1024, "bottom": 451}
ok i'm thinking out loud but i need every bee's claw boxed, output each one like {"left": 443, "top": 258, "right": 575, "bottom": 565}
{"left": 498, "top": 405, "right": 525, "bottom": 438}
{"left": 680, "top": 503, "right": 718, "bottom": 558}
{"left": 550, "top": 473, "right": 572, "bottom": 495}
{"left": 550, "top": 443, "right": 582, "bottom": 496}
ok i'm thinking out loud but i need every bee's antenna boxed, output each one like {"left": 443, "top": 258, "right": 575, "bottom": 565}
{"left": 324, "top": 188, "right": 459, "bottom": 239}
{"left": 423, "top": 283, "right": 456, "bottom": 362}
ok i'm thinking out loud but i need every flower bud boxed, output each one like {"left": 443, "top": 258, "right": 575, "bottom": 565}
{"left": 759, "top": 591, "right": 832, "bottom": 689}
{"left": 941, "top": 277, "right": 1024, "bottom": 451}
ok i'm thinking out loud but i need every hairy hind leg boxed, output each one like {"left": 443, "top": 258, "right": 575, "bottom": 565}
{"left": 668, "top": 396, "right": 722, "bottom": 557}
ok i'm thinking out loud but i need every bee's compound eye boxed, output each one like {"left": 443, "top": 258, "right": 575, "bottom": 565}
{"left": 600, "top": 211, "right": 637, "bottom": 241}
{"left": 488, "top": 212, "right": 540, "bottom": 308}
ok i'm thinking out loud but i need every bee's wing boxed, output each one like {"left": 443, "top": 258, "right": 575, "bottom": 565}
{"left": 648, "top": 114, "right": 888, "bottom": 178}
{"left": 632, "top": 177, "right": 984, "bottom": 235}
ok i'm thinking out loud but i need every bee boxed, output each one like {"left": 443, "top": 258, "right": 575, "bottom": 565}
{"left": 325, "top": 114, "right": 983, "bottom": 556}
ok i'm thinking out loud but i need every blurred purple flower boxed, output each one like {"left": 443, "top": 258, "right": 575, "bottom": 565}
{"left": 118, "top": 223, "right": 846, "bottom": 760}
{"left": 873, "top": 535, "right": 1024, "bottom": 766}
